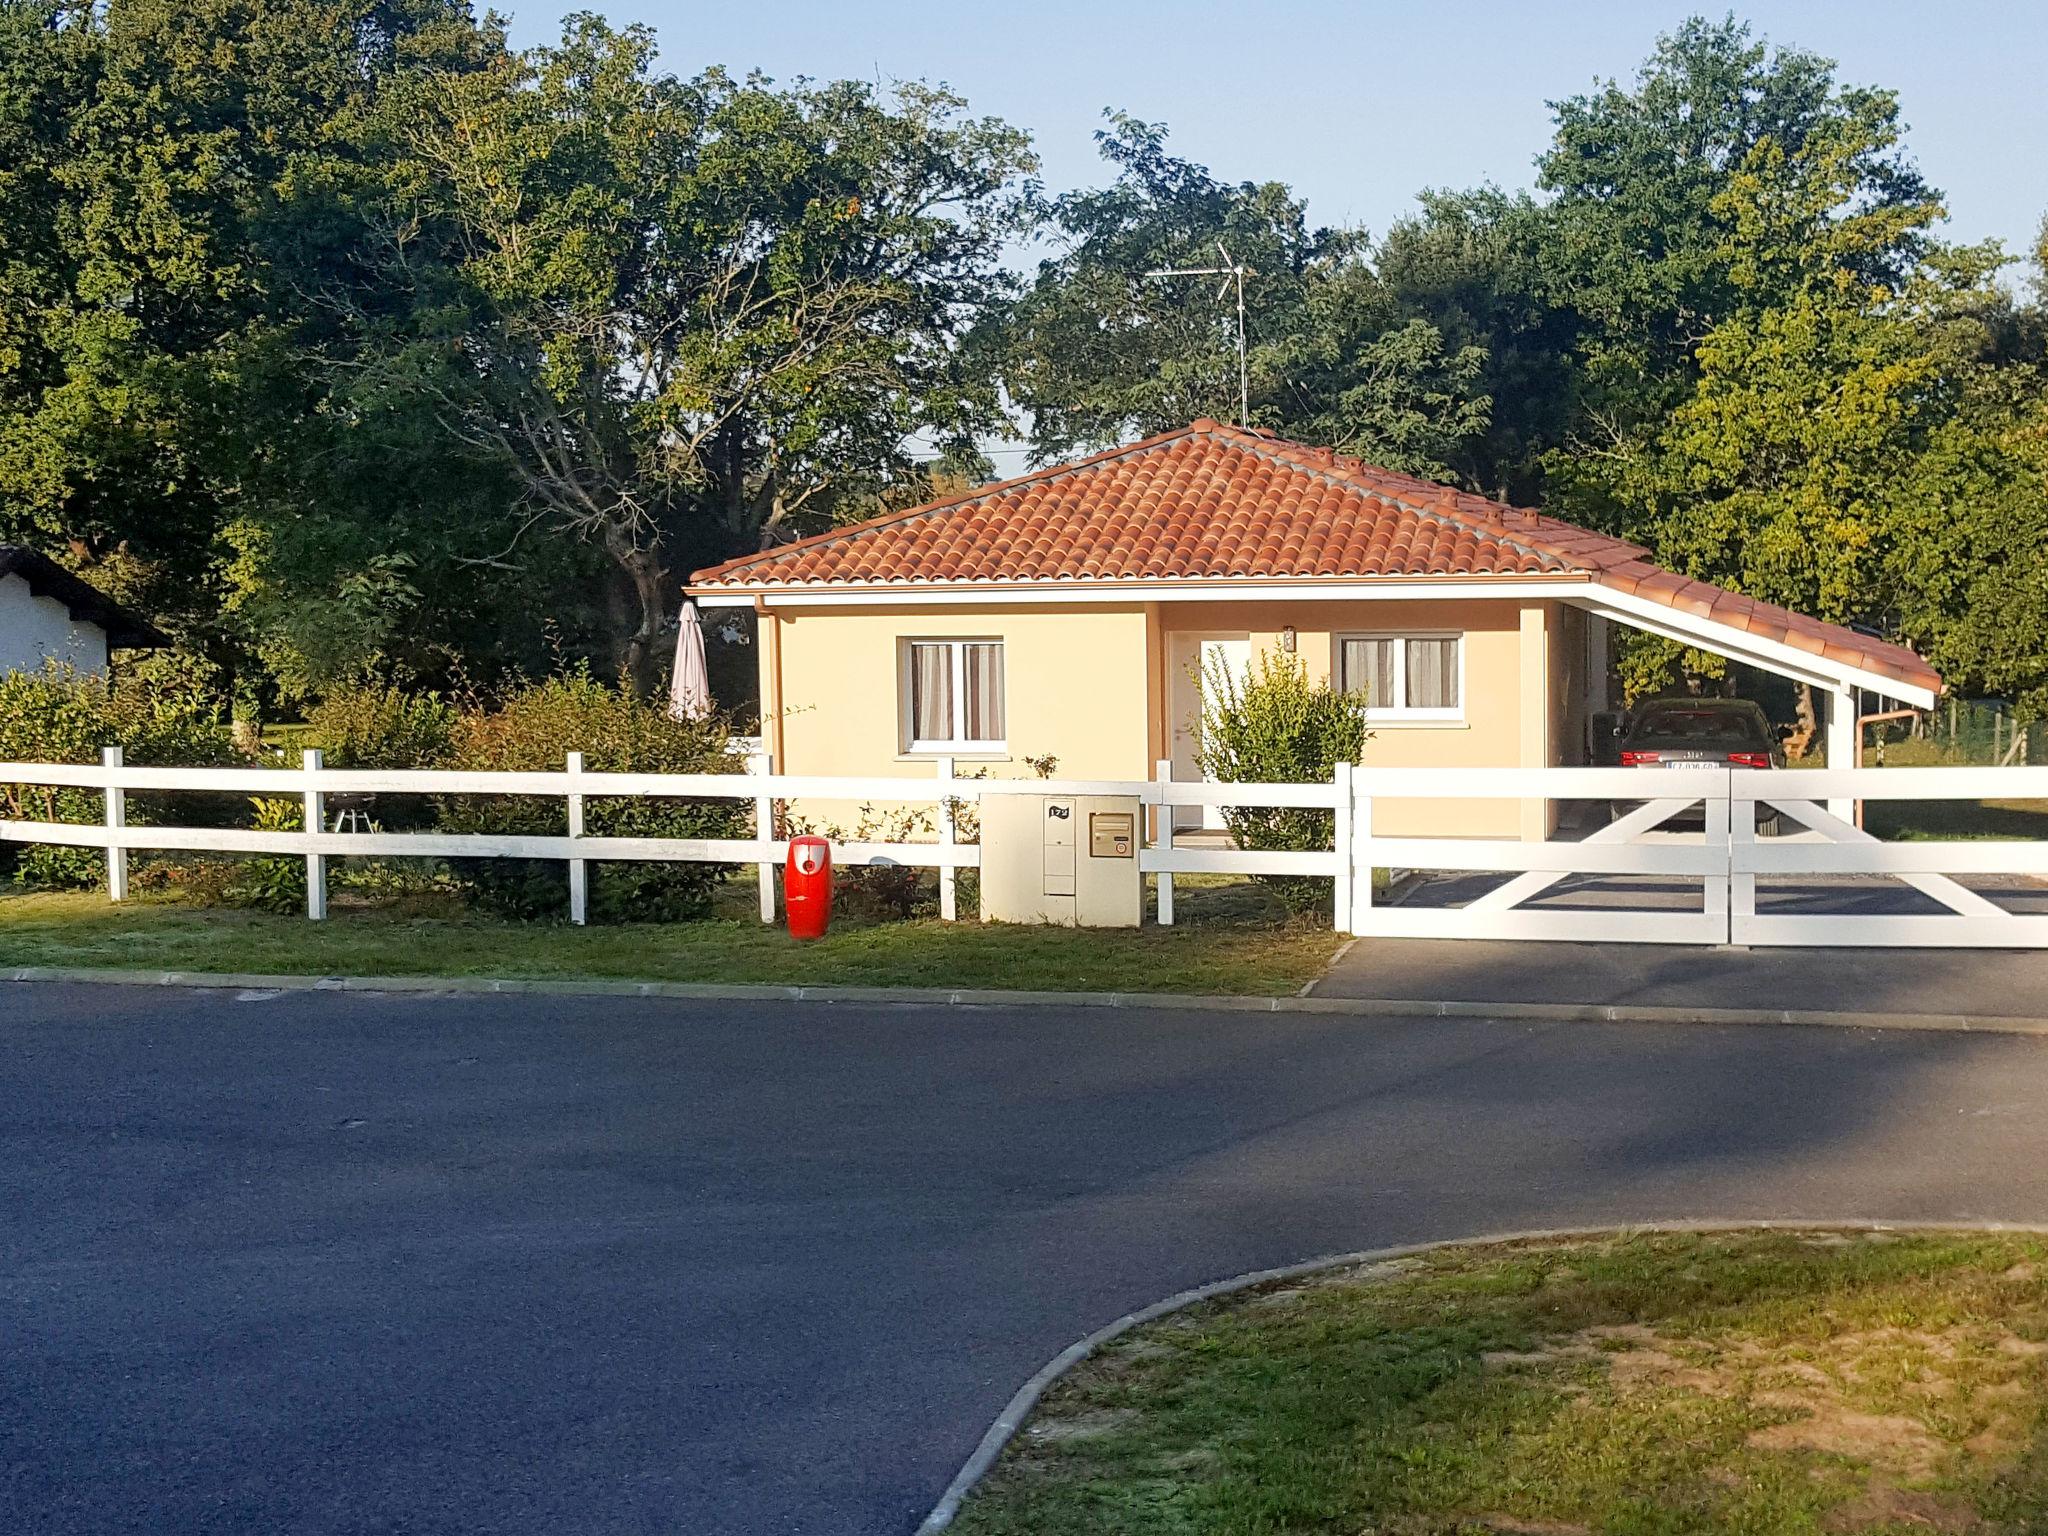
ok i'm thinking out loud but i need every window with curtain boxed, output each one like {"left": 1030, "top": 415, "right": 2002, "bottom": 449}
{"left": 906, "top": 639, "right": 1006, "bottom": 748}
{"left": 1336, "top": 633, "right": 1462, "bottom": 717}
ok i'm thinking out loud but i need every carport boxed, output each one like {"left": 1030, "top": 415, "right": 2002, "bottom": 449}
{"left": 1564, "top": 569, "right": 1941, "bottom": 820}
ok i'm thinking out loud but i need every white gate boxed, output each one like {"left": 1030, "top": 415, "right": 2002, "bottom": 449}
{"left": 1350, "top": 765, "right": 2048, "bottom": 948}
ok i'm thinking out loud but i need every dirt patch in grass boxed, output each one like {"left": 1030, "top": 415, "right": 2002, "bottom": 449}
{"left": 950, "top": 1230, "right": 2048, "bottom": 1536}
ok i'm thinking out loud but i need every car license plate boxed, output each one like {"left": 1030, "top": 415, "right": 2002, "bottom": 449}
{"left": 1668, "top": 760, "right": 1721, "bottom": 769}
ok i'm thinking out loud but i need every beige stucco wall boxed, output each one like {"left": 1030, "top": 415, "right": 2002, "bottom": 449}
{"left": 1154, "top": 597, "right": 1549, "bottom": 837}
{"left": 764, "top": 602, "right": 1155, "bottom": 832}
{"left": 760, "top": 594, "right": 1577, "bottom": 840}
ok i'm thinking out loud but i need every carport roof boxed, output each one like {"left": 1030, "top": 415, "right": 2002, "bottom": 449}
{"left": 690, "top": 421, "right": 1941, "bottom": 702}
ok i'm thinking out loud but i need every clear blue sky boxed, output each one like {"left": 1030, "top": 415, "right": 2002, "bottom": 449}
{"left": 502, "top": 0, "right": 2047, "bottom": 267}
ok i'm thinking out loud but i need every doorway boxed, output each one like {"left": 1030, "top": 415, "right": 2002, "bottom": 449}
{"left": 1168, "top": 632, "right": 1251, "bottom": 830}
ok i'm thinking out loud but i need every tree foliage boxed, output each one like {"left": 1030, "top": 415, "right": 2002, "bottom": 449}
{"left": 995, "top": 114, "right": 1490, "bottom": 479}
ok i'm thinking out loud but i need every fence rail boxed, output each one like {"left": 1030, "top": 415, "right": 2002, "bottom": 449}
{"left": 5, "top": 755, "right": 2044, "bottom": 948}
{"left": 0, "top": 751, "right": 1341, "bottom": 927}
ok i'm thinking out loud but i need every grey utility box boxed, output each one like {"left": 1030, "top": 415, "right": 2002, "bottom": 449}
{"left": 979, "top": 794, "right": 1142, "bottom": 928}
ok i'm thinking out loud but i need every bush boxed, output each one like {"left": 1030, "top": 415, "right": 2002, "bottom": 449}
{"left": 435, "top": 670, "right": 744, "bottom": 922}
{"left": 790, "top": 802, "right": 937, "bottom": 920}
{"left": 303, "top": 681, "right": 456, "bottom": 770}
{"left": 302, "top": 680, "right": 458, "bottom": 832}
{"left": 0, "top": 662, "right": 237, "bottom": 890}
{"left": 1194, "top": 650, "right": 1370, "bottom": 915}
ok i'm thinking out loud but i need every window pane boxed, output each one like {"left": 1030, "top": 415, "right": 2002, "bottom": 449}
{"left": 910, "top": 643, "right": 952, "bottom": 741}
{"left": 1341, "top": 638, "right": 1397, "bottom": 708}
{"left": 1406, "top": 637, "right": 1459, "bottom": 709}
{"left": 962, "top": 642, "right": 1005, "bottom": 741}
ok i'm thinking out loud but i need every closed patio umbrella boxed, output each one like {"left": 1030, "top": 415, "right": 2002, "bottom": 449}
{"left": 668, "top": 598, "right": 713, "bottom": 721}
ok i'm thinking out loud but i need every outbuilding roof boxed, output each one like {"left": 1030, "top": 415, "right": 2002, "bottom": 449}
{"left": 0, "top": 546, "right": 168, "bottom": 650}
{"left": 690, "top": 420, "right": 1939, "bottom": 699}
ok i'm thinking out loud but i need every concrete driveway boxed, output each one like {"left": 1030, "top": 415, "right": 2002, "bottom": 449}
{"left": 8, "top": 983, "right": 2048, "bottom": 1535}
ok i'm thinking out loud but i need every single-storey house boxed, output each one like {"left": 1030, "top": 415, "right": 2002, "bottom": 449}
{"left": 689, "top": 421, "right": 1940, "bottom": 837}
{"left": 0, "top": 546, "right": 166, "bottom": 677}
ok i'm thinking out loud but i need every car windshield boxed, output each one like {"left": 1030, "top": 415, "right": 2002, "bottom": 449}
{"left": 1630, "top": 706, "right": 1770, "bottom": 748}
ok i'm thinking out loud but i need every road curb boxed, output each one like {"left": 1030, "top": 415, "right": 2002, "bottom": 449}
{"left": 914, "top": 1218, "right": 2048, "bottom": 1533}
{"left": 7, "top": 963, "right": 2048, "bottom": 1035}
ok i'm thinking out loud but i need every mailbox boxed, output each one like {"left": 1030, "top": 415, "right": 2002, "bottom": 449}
{"left": 980, "top": 794, "right": 1142, "bottom": 927}
{"left": 1089, "top": 812, "right": 1134, "bottom": 859}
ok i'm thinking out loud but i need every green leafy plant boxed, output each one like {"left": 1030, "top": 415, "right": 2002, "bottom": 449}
{"left": 789, "top": 803, "right": 936, "bottom": 920}
{"left": 1194, "top": 650, "right": 1370, "bottom": 915}
{"left": 435, "top": 670, "right": 743, "bottom": 922}
{"left": 226, "top": 797, "right": 308, "bottom": 913}
{"left": 0, "top": 662, "right": 236, "bottom": 890}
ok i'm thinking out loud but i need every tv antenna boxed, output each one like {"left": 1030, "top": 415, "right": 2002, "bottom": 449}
{"left": 1144, "top": 241, "right": 1250, "bottom": 427}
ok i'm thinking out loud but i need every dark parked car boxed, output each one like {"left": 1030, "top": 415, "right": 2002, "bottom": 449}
{"left": 1615, "top": 697, "right": 1787, "bottom": 835}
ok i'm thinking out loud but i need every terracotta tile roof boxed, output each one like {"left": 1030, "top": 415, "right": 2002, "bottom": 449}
{"left": 691, "top": 421, "right": 1940, "bottom": 696}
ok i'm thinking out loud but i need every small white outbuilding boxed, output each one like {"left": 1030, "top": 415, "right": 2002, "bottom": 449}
{"left": 0, "top": 546, "right": 166, "bottom": 676}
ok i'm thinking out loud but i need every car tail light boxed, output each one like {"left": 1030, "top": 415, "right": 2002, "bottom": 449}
{"left": 1619, "top": 750, "right": 1660, "bottom": 765}
{"left": 1728, "top": 752, "right": 1771, "bottom": 768}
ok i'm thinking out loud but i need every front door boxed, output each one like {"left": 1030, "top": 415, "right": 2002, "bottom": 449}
{"left": 1169, "top": 633, "right": 1251, "bottom": 830}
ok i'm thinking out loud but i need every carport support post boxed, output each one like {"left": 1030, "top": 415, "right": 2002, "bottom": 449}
{"left": 566, "top": 752, "right": 587, "bottom": 926}
{"left": 935, "top": 755, "right": 957, "bottom": 922}
{"left": 1826, "top": 687, "right": 1857, "bottom": 823}
{"left": 302, "top": 748, "right": 327, "bottom": 921}
{"left": 1154, "top": 758, "right": 1175, "bottom": 927}
{"left": 101, "top": 745, "right": 126, "bottom": 902}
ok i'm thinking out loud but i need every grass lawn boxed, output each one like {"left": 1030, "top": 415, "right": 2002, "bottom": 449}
{"left": 0, "top": 874, "right": 1344, "bottom": 996}
{"left": 953, "top": 1229, "right": 2048, "bottom": 1536}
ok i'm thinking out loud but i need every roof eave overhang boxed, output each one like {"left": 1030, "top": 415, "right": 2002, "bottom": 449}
{"left": 689, "top": 573, "right": 1587, "bottom": 606}
{"left": 696, "top": 571, "right": 1940, "bottom": 708}
{"left": 1575, "top": 587, "right": 1938, "bottom": 709}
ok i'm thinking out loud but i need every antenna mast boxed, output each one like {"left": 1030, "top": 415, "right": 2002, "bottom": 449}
{"left": 1144, "top": 241, "right": 1250, "bottom": 427}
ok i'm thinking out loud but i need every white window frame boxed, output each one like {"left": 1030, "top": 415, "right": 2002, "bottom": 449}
{"left": 1335, "top": 630, "right": 1466, "bottom": 722}
{"left": 901, "top": 637, "right": 1008, "bottom": 754}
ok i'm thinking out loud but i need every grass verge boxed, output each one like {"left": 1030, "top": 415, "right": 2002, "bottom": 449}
{"left": 951, "top": 1229, "right": 2048, "bottom": 1536}
{"left": 0, "top": 875, "right": 1343, "bottom": 996}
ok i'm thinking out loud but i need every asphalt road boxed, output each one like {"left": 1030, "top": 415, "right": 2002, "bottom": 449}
{"left": 8, "top": 983, "right": 2048, "bottom": 1535}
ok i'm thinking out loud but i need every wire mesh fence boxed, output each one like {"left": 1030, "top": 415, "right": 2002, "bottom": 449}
{"left": 1867, "top": 699, "right": 2044, "bottom": 768}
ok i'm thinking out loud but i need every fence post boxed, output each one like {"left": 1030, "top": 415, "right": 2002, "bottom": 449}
{"left": 1728, "top": 770, "right": 1755, "bottom": 947}
{"left": 1332, "top": 760, "right": 1353, "bottom": 934}
{"left": 1704, "top": 768, "right": 1731, "bottom": 942}
{"left": 751, "top": 751, "right": 776, "bottom": 924}
{"left": 302, "top": 748, "right": 327, "bottom": 921}
{"left": 566, "top": 751, "right": 587, "bottom": 926}
{"left": 1352, "top": 779, "right": 1373, "bottom": 936}
{"left": 1153, "top": 757, "right": 1175, "bottom": 927}
{"left": 936, "top": 755, "right": 957, "bottom": 921}
{"left": 101, "top": 745, "right": 127, "bottom": 902}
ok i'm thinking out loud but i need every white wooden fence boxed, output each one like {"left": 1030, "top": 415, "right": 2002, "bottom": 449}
{"left": 4, "top": 754, "right": 2044, "bottom": 948}
{"left": 0, "top": 750, "right": 1343, "bottom": 928}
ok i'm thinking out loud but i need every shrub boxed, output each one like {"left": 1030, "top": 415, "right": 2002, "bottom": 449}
{"left": 1194, "top": 650, "right": 1370, "bottom": 915}
{"left": 303, "top": 681, "right": 456, "bottom": 770}
{"left": 790, "top": 803, "right": 937, "bottom": 920}
{"left": 435, "top": 671, "right": 744, "bottom": 922}
{"left": 0, "top": 662, "right": 237, "bottom": 890}
{"left": 302, "top": 680, "right": 458, "bottom": 832}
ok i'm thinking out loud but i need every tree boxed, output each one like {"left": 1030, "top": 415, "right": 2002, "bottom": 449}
{"left": 994, "top": 114, "right": 1491, "bottom": 479}
{"left": 0, "top": 0, "right": 519, "bottom": 700}
{"left": 339, "top": 18, "right": 1036, "bottom": 688}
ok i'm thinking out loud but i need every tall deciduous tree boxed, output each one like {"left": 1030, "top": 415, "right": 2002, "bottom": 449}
{"left": 994, "top": 114, "right": 1490, "bottom": 480}
{"left": 340, "top": 17, "right": 1035, "bottom": 688}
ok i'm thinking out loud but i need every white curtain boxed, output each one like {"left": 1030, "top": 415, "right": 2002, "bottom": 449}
{"left": 1341, "top": 638, "right": 1397, "bottom": 708}
{"left": 1406, "top": 638, "right": 1459, "bottom": 709}
{"left": 910, "top": 643, "right": 952, "bottom": 741}
{"left": 963, "top": 642, "right": 1005, "bottom": 741}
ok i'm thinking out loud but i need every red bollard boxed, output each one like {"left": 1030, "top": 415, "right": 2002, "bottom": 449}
{"left": 784, "top": 835, "right": 833, "bottom": 940}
